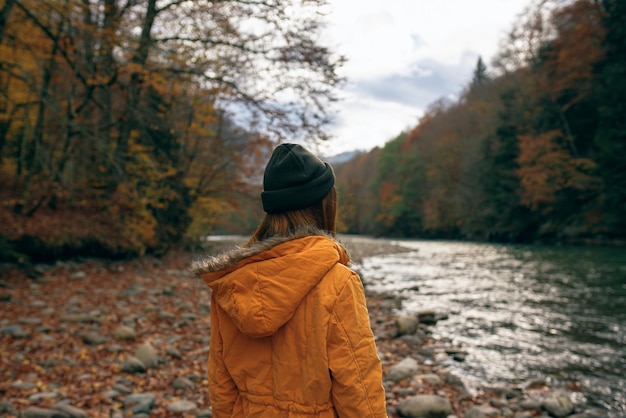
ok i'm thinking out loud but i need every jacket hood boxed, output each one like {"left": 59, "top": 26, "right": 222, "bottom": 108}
{"left": 192, "top": 228, "right": 350, "bottom": 338}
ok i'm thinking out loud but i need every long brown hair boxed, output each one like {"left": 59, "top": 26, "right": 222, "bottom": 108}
{"left": 247, "top": 186, "right": 337, "bottom": 245}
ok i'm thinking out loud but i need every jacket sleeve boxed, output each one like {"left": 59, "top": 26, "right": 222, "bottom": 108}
{"left": 208, "top": 294, "right": 239, "bottom": 417}
{"left": 327, "top": 270, "right": 388, "bottom": 418}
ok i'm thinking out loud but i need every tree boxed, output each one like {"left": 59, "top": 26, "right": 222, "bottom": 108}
{"left": 593, "top": 0, "right": 626, "bottom": 236}
{"left": 0, "top": 0, "right": 345, "bottom": 259}
{"left": 471, "top": 56, "right": 489, "bottom": 86}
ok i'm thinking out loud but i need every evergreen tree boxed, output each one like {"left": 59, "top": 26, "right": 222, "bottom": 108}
{"left": 472, "top": 56, "right": 489, "bottom": 86}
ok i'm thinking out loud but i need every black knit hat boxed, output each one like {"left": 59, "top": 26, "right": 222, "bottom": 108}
{"left": 261, "top": 143, "right": 335, "bottom": 213}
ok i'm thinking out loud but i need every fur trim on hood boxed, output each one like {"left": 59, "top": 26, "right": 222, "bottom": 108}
{"left": 190, "top": 226, "right": 350, "bottom": 275}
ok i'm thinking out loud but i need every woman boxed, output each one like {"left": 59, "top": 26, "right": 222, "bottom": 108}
{"left": 192, "top": 143, "right": 387, "bottom": 417}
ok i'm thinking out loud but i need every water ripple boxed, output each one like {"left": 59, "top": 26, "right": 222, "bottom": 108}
{"left": 356, "top": 239, "right": 626, "bottom": 416}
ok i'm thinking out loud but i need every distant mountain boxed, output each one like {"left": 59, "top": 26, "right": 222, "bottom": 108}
{"left": 326, "top": 150, "right": 364, "bottom": 166}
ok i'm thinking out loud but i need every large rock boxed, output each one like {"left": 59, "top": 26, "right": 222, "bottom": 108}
{"left": 396, "top": 394, "right": 453, "bottom": 418}
{"left": 134, "top": 342, "right": 158, "bottom": 368}
{"left": 386, "top": 357, "right": 419, "bottom": 382}
{"left": 541, "top": 390, "right": 574, "bottom": 418}
{"left": 395, "top": 316, "right": 419, "bottom": 336}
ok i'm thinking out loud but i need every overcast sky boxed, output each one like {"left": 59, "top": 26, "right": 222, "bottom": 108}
{"left": 318, "top": 0, "right": 534, "bottom": 157}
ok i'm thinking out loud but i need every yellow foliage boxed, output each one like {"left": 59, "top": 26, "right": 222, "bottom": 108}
{"left": 185, "top": 196, "right": 234, "bottom": 241}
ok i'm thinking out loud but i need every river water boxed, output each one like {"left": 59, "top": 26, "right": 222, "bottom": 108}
{"left": 353, "top": 238, "right": 626, "bottom": 416}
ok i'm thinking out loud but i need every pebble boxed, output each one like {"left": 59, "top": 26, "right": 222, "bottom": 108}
{"left": 28, "top": 391, "right": 59, "bottom": 402}
{"left": 31, "top": 300, "right": 47, "bottom": 308}
{"left": 21, "top": 406, "right": 66, "bottom": 418}
{"left": 2, "top": 324, "right": 30, "bottom": 338}
{"left": 124, "top": 393, "right": 156, "bottom": 414}
{"left": 396, "top": 394, "right": 453, "bottom": 418}
{"left": 11, "top": 380, "right": 36, "bottom": 390}
{"left": 386, "top": 357, "right": 419, "bottom": 382}
{"left": 166, "top": 346, "right": 182, "bottom": 359}
{"left": 61, "top": 313, "right": 97, "bottom": 323}
{"left": 52, "top": 403, "right": 88, "bottom": 418}
{"left": 113, "top": 325, "right": 137, "bottom": 340}
{"left": 414, "top": 373, "right": 441, "bottom": 387}
{"left": 167, "top": 399, "right": 198, "bottom": 413}
{"left": 395, "top": 315, "right": 419, "bottom": 335}
{"left": 81, "top": 331, "right": 108, "bottom": 345}
{"left": 119, "top": 356, "right": 146, "bottom": 373}
{"left": 112, "top": 383, "right": 132, "bottom": 394}
{"left": 541, "top": 390, "right": 574, "bottom": 418}
{"left": 134, "top": 342, "right": 158, "bottom": 368}
{"left": 172, "top": 376, "right": 195, "bottom": 390}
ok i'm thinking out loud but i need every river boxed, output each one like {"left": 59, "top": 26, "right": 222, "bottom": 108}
{"left": 353, "top": 238, "right": 626, "bottom": 416}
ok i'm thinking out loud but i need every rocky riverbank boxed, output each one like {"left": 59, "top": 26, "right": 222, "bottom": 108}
{"left": 0, "top": 237, "right": 607, "bottom": 417}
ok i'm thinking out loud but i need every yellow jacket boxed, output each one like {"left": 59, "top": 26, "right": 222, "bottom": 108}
{"left": 193, "top": 229, "right": 387, "bottom": 417}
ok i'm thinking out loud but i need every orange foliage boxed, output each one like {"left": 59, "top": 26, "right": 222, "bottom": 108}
{"left": 516, "top": 130, "right": 601, "bottom": 213}
{"left": 543, "top": 1, "right": 606, "bottom": 109}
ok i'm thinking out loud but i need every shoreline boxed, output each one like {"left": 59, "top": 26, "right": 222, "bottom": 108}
{"left": 0, "top": 238, "right": 611, "bottom": 417}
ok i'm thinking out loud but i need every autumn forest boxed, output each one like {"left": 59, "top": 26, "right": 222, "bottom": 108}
{"left": 335, "top": 0, "right": 626, "bottom": 245}
{"left": 1, "top": 0, "right": 625, "bottom": 264}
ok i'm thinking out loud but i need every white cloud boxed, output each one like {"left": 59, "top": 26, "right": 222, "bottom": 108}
{"left": 321, "top": 0, "right": 533, "bottom": 155}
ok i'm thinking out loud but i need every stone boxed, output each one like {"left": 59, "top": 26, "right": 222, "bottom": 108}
{"left": 70, "top": 271, "right": 86, "bottom": 280}
{"left": 465, "top": 405, "right": 501, "bottom": 418}
{"left": 394, "top": 315, "right": 419, "bottom": 336}
{"left": 398, "top": 335, "right": 423, "bottom": 345}
{"left": 81, "top": 331, "right": 108, "bottom": 345}
{"left": 396, "top": 394, "right": 453, "bottom": 418}
{"left": 113, "top": 325, "right": 136, "bottom": 341}
{"left": 135, "top": 342, "right": 158, "bottom": 368}
{"left": 2, "top": 324, "right": 29, "bottom": 338}
{"left": 158, "top": 311, "right": 175, "bottom": 319}
{"left": 167, "top": 399, "right": 198, "bottom": 413}
{"left": 28, "top": 391, "right": 59, "bottom": 402}
{"left": 442, "top": 371, "right": 468, "bottom": 393}
{"left": 107, "top": 344, "right": 124, "bottom": 352}
{"left": 124, "top": 393, "right": 156, "bottom": 415}
{"left": 61, "top": 314, "right": 97, "bottom": 323}
{"left": 172, "top": 377, "right": 195, "bottom": 390}
{"left": 541, "top": 390, "right": 574, "bottom": 418}
{"left": 520, "top": 377, "right": 547, "bottom": 390}
{"left": 102, "top": 390, "right": 121, "bottom": 400}
{"left": 387, "top": 357, "right": 419, "bottom": 382}
{"left": 52, "top": 403, "right": 88, "bottom": 418}
{"left": 414, "top": 374, "right": 442, "bottom": 386}
{"left": 19, "top": 317, "right": 43, "bottom": 325}
{"left": 195, "top": 409, "right": 213, "bottom": 417}
{"left": 11, "top": 380, "right": 37, "bottom": 390}
{"left": 519, "top": 397, "right": 543, "bottom": 410}
{"left": 166, "top": 346, "right": 182, "bottom": 359}
{"left": 21, "top": 407, "right": 67, "bottom": 418}
{"left": 0, "top": 401, "right": 17, "bottom": 415}
{"left": 112, "top": 383, "right": 132, "bottom": 394}
{"left": 417, "top": 310, "right": 438, "bottom": 325}
{"left": 119, "top": 356, "right": 146, "bottom": 373}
